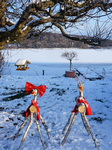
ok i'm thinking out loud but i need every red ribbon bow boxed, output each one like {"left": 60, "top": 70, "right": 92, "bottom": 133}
{"left": 25, "top": 100, "right": 40, "bottom": 121}
{"left": 72, "top": 96, "right": 92, "bottom": 115}
{"left": 25, "top": 82, "right": 46, "bottom": 97}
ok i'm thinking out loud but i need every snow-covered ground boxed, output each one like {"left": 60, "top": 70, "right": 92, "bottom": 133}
{"left": 0, "top": 63, "right": 112, "bottom": 150}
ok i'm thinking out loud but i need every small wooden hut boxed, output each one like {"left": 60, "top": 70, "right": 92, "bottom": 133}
{"left": 15, "top": 59, "right": 31, "bottom": 71}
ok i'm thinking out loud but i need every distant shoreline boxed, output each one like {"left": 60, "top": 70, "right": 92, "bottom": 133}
{"left": 5, "top": 48, "right": 112, "bottom": 64}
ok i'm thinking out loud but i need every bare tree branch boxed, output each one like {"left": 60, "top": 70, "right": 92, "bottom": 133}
{"left": 1, "top": 0, "right": 112, "bottom": 49}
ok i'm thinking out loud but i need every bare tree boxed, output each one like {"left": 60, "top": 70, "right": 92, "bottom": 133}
{"left": 0, "top": 50, "right": 10, "bottom": 76}
{"left": 61, "top": 51, "right": 77, "bottom": 71}
{"left": 1, "top": 0, "right": 112, "bottom": 49}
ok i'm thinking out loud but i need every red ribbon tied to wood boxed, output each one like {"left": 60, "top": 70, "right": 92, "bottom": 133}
{"left": 25, "top": 82, "right": 46, "bottom": 97}
{"left": 72, "top": 96, "right": 92, "bottom": 115}
{"left": 25, "top": 100, "right": 40, "bottom": 121}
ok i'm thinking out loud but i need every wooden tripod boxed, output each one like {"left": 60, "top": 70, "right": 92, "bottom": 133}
{"left": 61, "top": 82, "right": 99, "bottom": 150}
{"left": 13, "top": 88, "right": 50, "bottom": 150}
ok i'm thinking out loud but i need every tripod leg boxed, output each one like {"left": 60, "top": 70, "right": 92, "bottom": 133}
{"left": 81, "top": 113, "right": 91, "bottom": 135}
{"left": 61, "top": 114, "right": 77, "bottom": 146}
{"left": 40, "top": 115, "right": 50, "bottom": 139}
{"left": 81, "top": 113, "right": 99, "bottom": 150}
{"left": 34, "top": 115, "right": 46, "bottom": 149}
{"left": 19, "top": 114, "right": 33, "bottom": 150}
{"left": 13, "top": 116, "right": 30, "bottom": 140}
{"left": 62, "top": 113, "right": 74, "bottom": 135}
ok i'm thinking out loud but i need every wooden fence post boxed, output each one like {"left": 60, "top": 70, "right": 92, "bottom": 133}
{"left": 43, "top": 70, "right": 44, "bottom": 75}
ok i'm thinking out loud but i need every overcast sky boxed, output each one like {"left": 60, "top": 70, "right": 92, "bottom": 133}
{"left": 8, "top": 48, "right": 112, "bottom": 63}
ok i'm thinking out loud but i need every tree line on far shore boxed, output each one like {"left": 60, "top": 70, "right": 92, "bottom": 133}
{"left": 4, "top": 32, "right": 112, "bottom": 49}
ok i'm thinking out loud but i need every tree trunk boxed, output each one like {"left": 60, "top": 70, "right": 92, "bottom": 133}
{"left": 70, "top": 60, "right": 72, "bottom": 71}
{"left": 0, "top": 1, "right": 6, "bottom": 27}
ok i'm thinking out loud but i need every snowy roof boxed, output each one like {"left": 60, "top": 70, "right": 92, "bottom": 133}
{"left": 15, "top": 59, "right": 31, "bottom": 66}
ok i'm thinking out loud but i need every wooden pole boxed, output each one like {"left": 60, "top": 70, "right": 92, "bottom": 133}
{"left": 61, "top": 114, "right": 77, "bottom": 146}
{"left": 13, "top": 116, "right": 30, "bottom": 140}
{"left": 40, "top": 115, "right": 50, "bottom": 139}
{"left": 34, "top": 114, "right": 46, "bottom": 149}
{"left": 62, "top": 113, "right": 74, "bottom": 135}
{"left": 43, "top": 70, "right": 44, "bottom": 75}
{"left": 81, "top": 113, "right": 99, "bottom": 149}
{"left": 19, "top": 113, "right": 33, "bottom": 150}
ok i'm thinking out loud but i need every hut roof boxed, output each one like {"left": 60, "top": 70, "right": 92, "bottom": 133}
{"left": 15, "top": 59, "right": 31, "bottom": 66}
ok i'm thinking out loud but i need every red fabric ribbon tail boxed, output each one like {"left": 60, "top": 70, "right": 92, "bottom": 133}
{"left": 72, "top": 105, "right": 78, "bottom": 114}
{"left": 25, "top": 105, "right": 31, "bottom": 118}
{"left": 36, "top": 106, "right": 40, "bottom": 122}
{"left": 85, "top": 105, "right": 93, "bottom": 115}
{"left": 83, "top": 100, "right": 92, "bottom": 115}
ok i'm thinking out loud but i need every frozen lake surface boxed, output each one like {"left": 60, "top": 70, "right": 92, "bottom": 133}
{"left": 0, "top": 62, "right": 112, "bottom": 150}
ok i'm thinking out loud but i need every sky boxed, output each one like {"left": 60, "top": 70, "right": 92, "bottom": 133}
{"left": 5, "top": 48, "right": 112, "bottom": 63}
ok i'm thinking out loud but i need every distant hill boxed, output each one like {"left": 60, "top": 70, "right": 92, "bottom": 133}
{"left": 5, "top": 32, "right": 112, "bottom": 49}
